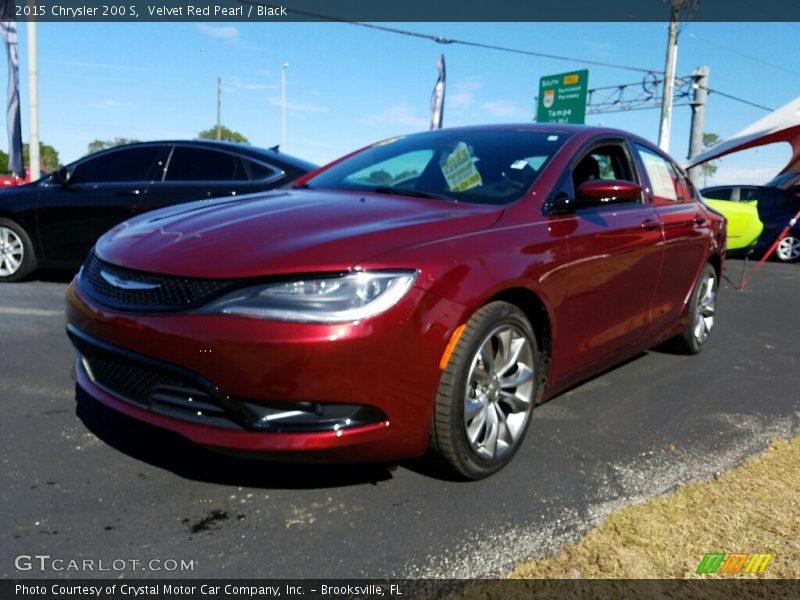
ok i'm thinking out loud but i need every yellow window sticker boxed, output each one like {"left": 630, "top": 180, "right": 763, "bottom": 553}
{"left": 440, "top": 142, "right": 483, "bottom": 192}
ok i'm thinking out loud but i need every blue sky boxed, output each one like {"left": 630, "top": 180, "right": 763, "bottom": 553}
{"left": 5, "top": 21, "right": 800, "bottom": 186}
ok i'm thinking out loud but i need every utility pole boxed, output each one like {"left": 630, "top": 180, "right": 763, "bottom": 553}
{"left": 26, "top": 22, "right": 40, "bottom": 180}
{"left": 215, "top": 75, "right": 221, "bottom": 141}
{"left": 281, "top": 63, "right": 289, "bottom": 152}
{"left": 687, "top": 66, "right": 709, "bottom": 182}
{"left": 657, "top": 1, "right": 679, "bottom": 152}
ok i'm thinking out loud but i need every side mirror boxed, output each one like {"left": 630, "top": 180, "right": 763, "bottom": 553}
{"left": 575, "top": 179, "right": 642, "bottom": 204}
{"left": 52, "top": 167, "right": 71, "bottom": 185}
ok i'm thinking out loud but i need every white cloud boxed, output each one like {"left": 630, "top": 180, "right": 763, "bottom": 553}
{"left": 223, "top": 76, "right": 279, "bottom": 92}
{"left": 196, "top": 24, "right": 240, "bottom": 41}
{"left": 241, "top": 83, "right": 279, "bottom": 91}
{"left": 44, "top": 59, "right": 149, "bottom": 72}
{"left": 448, "top": 79, "right": 482, "bottom": 112}
{"left": 361, "top": 104, "right": 428, "bottom": 128}
{"left": 480, "top": 100, "right": 528, "bottom": 119}
{"left": 584, "top": 40, "right": 613, "bottom": 58}
{"left": 92, "top": 99, "right": 130, "bottom": 111}
{"left": 268, "top": 97, "right": 329, "bottom": 113}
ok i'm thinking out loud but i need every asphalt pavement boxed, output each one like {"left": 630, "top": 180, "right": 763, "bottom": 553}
{"left": 1, "top": 261, "right": 798, "bottom": 579}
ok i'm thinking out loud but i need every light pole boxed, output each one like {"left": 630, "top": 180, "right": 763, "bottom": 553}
{"left": 658, "top": 4, "right": 679, "bottom": 152}
{"left": 281, "top": 63, "right": 289, "bottom": 152}
{"left": 27, "top": 22, "right": 40, "bottom": 180}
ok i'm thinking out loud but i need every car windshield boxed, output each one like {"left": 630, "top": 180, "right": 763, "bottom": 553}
{"left": 303, "top": 129, "right": 570, "bottom": 205}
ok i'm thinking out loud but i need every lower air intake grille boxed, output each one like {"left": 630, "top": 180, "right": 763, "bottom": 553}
{"left": 72, "top": 329, "right": 242, "bottom": 430}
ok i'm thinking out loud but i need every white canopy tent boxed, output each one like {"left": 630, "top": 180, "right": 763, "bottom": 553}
{"left": 687, "top": 95, "right": 800, "bottom": 179}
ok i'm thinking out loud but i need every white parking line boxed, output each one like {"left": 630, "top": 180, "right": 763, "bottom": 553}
{"left": 0, "top": 307, "right": 62, "bottom": 317}
{"left": 0, "top": 381, "right": 74, "bottom": 400}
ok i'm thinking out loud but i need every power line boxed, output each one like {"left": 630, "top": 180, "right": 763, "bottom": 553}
{"left": 232, "top": 1, "right": 658, "bottom": 74}
{"left": 234, "top": 1, "right": 777, "bottom": 115}
{"left": 686, "top": 33, "right": 800, "bottom": 78}
{"left": 347, "top": 22, "right": 658, "bottom": 75}
{"left": 344, "top": 22, "right": 776, "bottom": 113}
{"left": 699, "top": 86, "right": 773, "bottom": 112}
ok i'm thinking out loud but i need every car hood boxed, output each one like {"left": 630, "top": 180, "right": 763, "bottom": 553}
{"left": 96, "top": 190, "right": 503, "bottom": 278}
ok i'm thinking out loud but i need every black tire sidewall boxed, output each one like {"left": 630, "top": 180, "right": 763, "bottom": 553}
{"left": 435, "top": 301, "right": 539, "bottom": 479}
{"left": 681, "top": 263, "right": 717, "bottom": 354}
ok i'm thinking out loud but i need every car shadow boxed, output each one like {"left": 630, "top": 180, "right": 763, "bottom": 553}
{"left": 35, "top": 268, "right": 78, "bottom": 284}
{"left": 74, "top": 386, "right": 395, "bottom": 489}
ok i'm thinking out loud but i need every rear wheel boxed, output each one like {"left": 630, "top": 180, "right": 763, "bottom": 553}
{"left": 0, "top": 219, "right": 37, "bottom": 282}
{"left": 431, "top": 301, "right": 539, "bottom": 480}
{"left": 774, "top": 233, "right": 800, "bottom": 263}
{"left": 673, "top": 263, "right": 717, "bottom": 355}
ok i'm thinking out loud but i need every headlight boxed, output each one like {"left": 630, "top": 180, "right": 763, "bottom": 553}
{"left": 199, "top": 270, "right": 418, "bottom": 323}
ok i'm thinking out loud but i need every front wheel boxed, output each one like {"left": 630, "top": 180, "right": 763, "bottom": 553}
{"left": 430, "top": 301, "right": 539, "bottom": 480}
{"left": 673, "top": 263, "right": 718, "bottom": 355}
{"left": 774, "top": 233, "right": 800, "bottom": 263}
{"left": 0, "top": 219, "right": 37, "bottom": 282}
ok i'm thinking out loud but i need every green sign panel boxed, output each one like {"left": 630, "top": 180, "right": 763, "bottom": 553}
{"left": 536, "top": 69, "right": 589, "bottom": 124}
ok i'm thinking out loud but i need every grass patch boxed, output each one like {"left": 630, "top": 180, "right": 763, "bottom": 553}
{"left": 445, "top": 439, "right": 799, "bottom": 600}
{"left": 506, "top": 436, "right": 799, "bottom": 579}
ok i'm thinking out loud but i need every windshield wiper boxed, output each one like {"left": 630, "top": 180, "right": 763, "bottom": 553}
{"left": 370, "top": 186, "right": 452, "bottom": 201}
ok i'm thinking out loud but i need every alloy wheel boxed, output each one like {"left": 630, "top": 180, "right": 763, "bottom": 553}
{"left": 0, "top": 226, "right": 24, "bottom": 277}
{"left": 693, "top": 271, "right": 717, "bottom": 344}
{"left": 463, "top": 324, "right": 535, "bottom": 460}
{"left": 775, "top": 235, "right": 800, "bottom": 262}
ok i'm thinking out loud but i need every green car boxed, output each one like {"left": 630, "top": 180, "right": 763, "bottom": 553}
{"left": 702, "top": 197, "right": 764, "bottom": 252}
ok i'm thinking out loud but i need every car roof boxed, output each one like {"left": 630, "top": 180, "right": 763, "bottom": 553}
{"left": 394, "top": 123, "right": 666, "bottom": 156}
{"left": 82, "top": 139, "right": 317, "bottom": 172}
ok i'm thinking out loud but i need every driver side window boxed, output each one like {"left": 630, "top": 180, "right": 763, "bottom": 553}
{"left": 571, "top": 143, "right": 640, "bottom": 204}
{"left": 70, "top": 146, "right": 168, "bottom": 183}
{"left": 572, "top": 144, "right": 636, "bottom": 189}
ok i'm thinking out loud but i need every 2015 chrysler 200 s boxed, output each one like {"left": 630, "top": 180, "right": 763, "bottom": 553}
{"left": 65, "top": 125, "right": 725, "bottom": 479}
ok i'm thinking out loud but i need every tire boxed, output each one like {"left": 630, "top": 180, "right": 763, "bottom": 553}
{"left": 773, "top": 233, "right": 800, "bottom": 263}
{"left": 673, "top": 263, "right": 717, "bottom": 355}
{"left": 0, "top": 218, "right": 37, "bottom": 282}
{"left": 430, "top": 301, "right": 539, "bottom": 480}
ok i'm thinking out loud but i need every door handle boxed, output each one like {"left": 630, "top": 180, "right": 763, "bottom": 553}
{"left": 694, "top": 215, "right": 709, "bottom": 226}
{"left": 640, "top": 219, "right": 659, "bottom": 231}
{"left": 117, "top": 189, "right": 142, "bottom": 196}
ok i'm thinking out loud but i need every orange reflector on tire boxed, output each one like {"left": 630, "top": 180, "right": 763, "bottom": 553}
{"left": 439, "top": 324, "right": 466, "bottom": 370}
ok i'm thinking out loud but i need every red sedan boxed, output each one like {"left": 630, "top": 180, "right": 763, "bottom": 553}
{"left": 65, "top": 125, "right": 725, "bottom": 479}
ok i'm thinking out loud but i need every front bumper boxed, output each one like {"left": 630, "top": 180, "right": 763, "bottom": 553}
{"left": 66, "top": 278, "right": 467, "bottom": 462}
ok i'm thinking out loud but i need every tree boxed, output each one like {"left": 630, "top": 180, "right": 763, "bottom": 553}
{"left": 24, "top": 143, "right": 61, "bottom": 173}
{"left": 197, "top": 126, "right": 249, "bottom": 144}
{"left": 0, "top": 142, "right": 60, "bottom": 174}
{"left": 700, "top": 132, "right": 721, "bottom": 187}
{"left": 87, "top": 137, "right": 141, "bottom": 155}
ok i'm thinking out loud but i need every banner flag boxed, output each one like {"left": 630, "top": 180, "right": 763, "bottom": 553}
{"left": 430, "top": 54, "right": 445, "bottom": 130}
{"left": 0, "top": 14, "right": 23, "bottom": 177}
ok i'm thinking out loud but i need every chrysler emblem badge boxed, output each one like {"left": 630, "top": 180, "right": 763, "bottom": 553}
{"left": 100, "top": 270, "right": 161, "bottom": 291}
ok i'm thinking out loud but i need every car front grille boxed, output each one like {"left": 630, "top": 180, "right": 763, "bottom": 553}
{"left": 70, "top": 328, "right": 243, "bottom": 430}
{"left": 80, "top": 252, "right": 237, "bottom": 311}
{"left": 68, "top": 327, "right": 388, "bottom": 435}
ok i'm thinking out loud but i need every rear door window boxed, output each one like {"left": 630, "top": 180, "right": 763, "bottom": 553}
{"left": 635, "top": 144, "right": 685, "bottom": 204}
{"left": 703, "top": 188, "right": 733, "bottom": 201}
{"left": 165, "top": 147, "right": 242, "bottom": 182}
